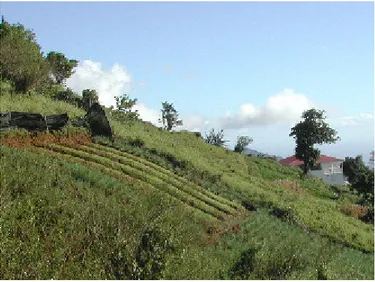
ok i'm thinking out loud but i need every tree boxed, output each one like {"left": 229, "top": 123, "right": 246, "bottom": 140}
{"left": 159, "top": 101, "right": 182, "bottom": 131}
{"left": 82, "top": 89, "right": 99, "bottom": 110}
{"left": 205, "top": 129, "right": 228, "bottom": 147}
{"left": 343, "top": 155, "right": 374, "bottom": 204}
{"left": 46, "top": 51, "right": 78, "bottom": 85}
{"left": 115, "top": 94, "right": 137, "bottom": 113}
{"left": 53, "top": 87, "right": 82, "bottom": 106}
{"left": 289, "top": 109, "right": 340, "bottom": 177}
{"left": 234, "top": 136, "right": 253, "bottom": 153}
{"left": 0, "top": 18, "right": 50, "bottom": 92}
{"left": 111, "top": 94, "right": 139, "bottom": 122}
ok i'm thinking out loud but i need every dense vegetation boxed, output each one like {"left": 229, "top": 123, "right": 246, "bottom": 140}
{"left": 0, "top": 18, "right": 373, "bottom": 280}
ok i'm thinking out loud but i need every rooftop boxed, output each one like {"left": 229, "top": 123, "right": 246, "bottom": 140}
{"left": 279, "top": 155, "right": 343, "bottom": 165}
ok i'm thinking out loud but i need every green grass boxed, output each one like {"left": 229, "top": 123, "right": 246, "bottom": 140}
{"left": 165, "top": 210, "right": 374, "bottom": 280}
{"left": 36, "top": 143, "right": 230, "bottom": 220}
{"left": 0, "top": 93, "right": 85, "bottom": 119}
{"left": 1, "top": 93, "right": 373, "bottom": 279}
{"left": 0, "top": 146, "right": 208, "bottom": 279}
{"left": 89, "top": 142, "right": 243, "bottom": 210}
{"left": 79, "top": 143, "right": 242, "bottom": 214}
{"left": 30, "top": 145, "right": 217, "bottom": 224}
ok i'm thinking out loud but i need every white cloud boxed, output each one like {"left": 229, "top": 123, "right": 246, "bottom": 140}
{"left": 66, "top": 60, "right": 132, "bottom": 107}
{"left": 66, "top": 60, "right": 163, "bottom": 126}
{"left": 335, "top": 113, "right": 373, "bottom": 126}
{"left": 177, "top": 114, "right": 210, "bottom": 132}
{"left": 217, "top": 89, "right": 315, "bottom": 129}
{"left": 132, "top": 103, "right": 162, "bottom": 126}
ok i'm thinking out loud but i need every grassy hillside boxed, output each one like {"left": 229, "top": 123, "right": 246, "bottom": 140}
{"left": 1, "top": 94, "right": 373, "bottom": 279}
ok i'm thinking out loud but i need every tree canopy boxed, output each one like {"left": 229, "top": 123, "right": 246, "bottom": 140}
{"left": 0, "top": 17, "right": 49, "bottom": 92}
{"left": 111, "top": 94, "right": 139, "bottom": 123}
{"left": 82, "top": 89, "right": 99, "bottom": 110}
{"left": 234, "top": 136, "right": 253, "bottom": 153}
{"left": 343, "top": 155, "right": 374, "bottom": 204}
{"left": 290, "top": 109, "right": 340, "bottom": 177}
{"left": 159, "top": 101, "right": 183, "bottom": 131}
{"left": 46, "top": 51, "right": 78, "bottom": 85}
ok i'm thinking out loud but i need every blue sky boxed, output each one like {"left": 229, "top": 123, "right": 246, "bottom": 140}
{"left": 1, "top": 1, "right": 374, "bottom": 160}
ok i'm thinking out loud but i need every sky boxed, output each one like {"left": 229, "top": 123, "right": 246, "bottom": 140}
{"left": 1, "top": 1, "right": 374, "bottom": 160}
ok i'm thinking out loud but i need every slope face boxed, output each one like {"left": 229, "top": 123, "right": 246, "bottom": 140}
{"left": 33, "top": 142, "right": 246, "bottom": 222}
{"left": 1, "top": 94, "right": 373, "bottom": 279}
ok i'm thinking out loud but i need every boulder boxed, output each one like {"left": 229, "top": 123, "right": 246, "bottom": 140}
{"left": 71, "top": 119, "right": 87, "bottom": 127}
{"left": 85, "top": 103, "right": 113, "bottom": 137}
{"left": 45, "top": 113, "right": 69, "bottom": 130}
{"left": 9, "top": 112, "right": 47, "bottom": 131}
{"left": 0, "top": 112, "right": 11, "bottom": 129}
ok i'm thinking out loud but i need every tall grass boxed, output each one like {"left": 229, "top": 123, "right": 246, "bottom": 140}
{"left": 0, "top": 93, "right": 85, "bottom": 119}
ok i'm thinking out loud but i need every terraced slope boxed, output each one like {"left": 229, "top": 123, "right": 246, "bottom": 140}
{"left": 33, "top": 142, "right": 245, "bottom": 222}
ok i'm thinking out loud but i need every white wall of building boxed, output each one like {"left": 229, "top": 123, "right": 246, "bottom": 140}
{"left": 309, "top": 161, "right": 346, "bottom": 186}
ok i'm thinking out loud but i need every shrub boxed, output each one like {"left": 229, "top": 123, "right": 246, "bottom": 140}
{"left": 127, "top": 137, "right": 145, "bottom": 148}
{"left": 204, "top": 129, "right": 228, "bottom": 147}
{"left": 234, "top": 136, "right": 253, "bottom": 153}
{"left": 227, "top": 248, "right": 257, "bottom": 279}
{"left": 359, "top": 206, "right": 374, "bottom": 224}
{"left": 133, "top": 229, "right": 174, "bottom": 280}
{"left": 340, "top": 205, "right": 369, "bottom": 219}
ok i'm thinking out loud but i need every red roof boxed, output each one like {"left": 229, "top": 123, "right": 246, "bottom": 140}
{"left": 279, "top": 155, "right": 343, "bottom": 165}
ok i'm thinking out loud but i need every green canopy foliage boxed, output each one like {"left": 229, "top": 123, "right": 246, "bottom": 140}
{"left": 111, "top": 94, "right": 139, "bottom": 123}
{"left": 343, "top": 155, "right": 374, "bottom": 204}
{"left": 159, "top": 101, "right": 183, "bottom": 131}
{"left": 82, "top": 89, "right": 99, "bottom": 110}
{"left": 0, "top": 17, "right": 49, "bottom": 92}
{"left": 46, "top": 51, "right": 78, "bottom": 85}
{"left": 234, "top": 136, "right": 253, "bottom": 153}
{"left": 290, "top": 109, "right": 340, "bottom": 177}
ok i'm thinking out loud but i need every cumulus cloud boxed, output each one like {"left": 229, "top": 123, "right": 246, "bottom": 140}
{"left": 66, "top": 60, "right": 163, "bottom": 126}
{"left": 217, "top": 89, "right": 315, "bottom": 129}
{"left": 132, "top": 103, "right": 162, "bottom": 126}
{"left": 66, "top": 60, "right": 132, "bottom": 107}
{"left": 177, "top": 115, "right": 210, "bottom": 132}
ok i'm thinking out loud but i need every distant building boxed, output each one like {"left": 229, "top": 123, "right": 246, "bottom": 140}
{"left": 279, "top": 154, "right": 348, "bottom": 186}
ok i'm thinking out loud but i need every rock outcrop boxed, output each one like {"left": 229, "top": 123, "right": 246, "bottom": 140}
{"left": 85, "top": 103, "right": 113, "bottom": 138}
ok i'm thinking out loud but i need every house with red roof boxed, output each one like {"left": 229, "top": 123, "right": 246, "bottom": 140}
{"left": 279, "top": 154, "right": 347, "bottom": 186}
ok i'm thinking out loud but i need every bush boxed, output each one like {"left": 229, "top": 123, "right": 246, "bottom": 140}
{"left": 227, "top": 248, "right": 257, "bottom": 279}
{"left": 127, "top": 137, "right": 145, "bottom": 148}
{"left": 133, "top": 229, "right": 174, "bottom": 280}
{"left": 204, "top": 129, "right": 228, "bottom": 147}
{"left": 106, "top": 228, "right": 175, "bottom": 280}
{"left": 340, "top": 205, "right": 369, "bottom": 219}
{"left": 234, "top": 136, "right": 253, "bottom": 153}
{"left": 360, "top": 206, "right": 374, "bottom": 224}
